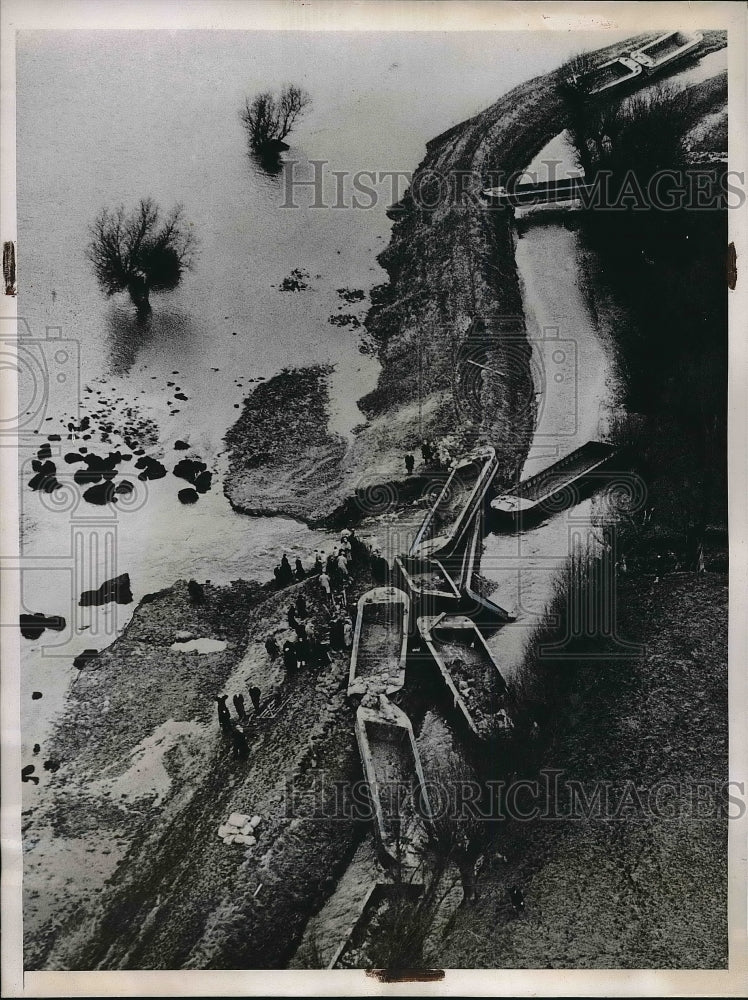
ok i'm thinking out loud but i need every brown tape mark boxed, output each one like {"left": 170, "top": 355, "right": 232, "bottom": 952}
{"left": 3, "top": 240, "right": 16, "bottom": 296}
{"left": 366, "top": 969, "right": 445, "bottom": 983}
{"left": 727, "top": 242, "right": 737, "bottom": 290}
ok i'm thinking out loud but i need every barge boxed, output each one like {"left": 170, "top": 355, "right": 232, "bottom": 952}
{"left": 630, "top": 31, "right": 703, "bottom": 72}
{"left": 355, "top": 699, "right": 434, "bottom": 866}
{"left": 417, "top": 613, "right": 512, "bottom": 740}
{"left": 585, "top": 55, "right": 643, "bottom": 95}
{"left": 394, "top": 554, "right": 461, "bottom": 607}
{"left": 409, "top": 446, "right": 498, "bottom": 560}
{"left": 347, "top": 586, "right": 410, "bottom": 698}
{"left": 458, "top": 511, "right": 516, "bottom": 622}
{"left": 491, "top": 440, "right": 617, "bottom": 519}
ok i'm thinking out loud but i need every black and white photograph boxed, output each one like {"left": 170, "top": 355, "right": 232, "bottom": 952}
{"left": 1, "top": 0, "right": 746, "bottom": 994}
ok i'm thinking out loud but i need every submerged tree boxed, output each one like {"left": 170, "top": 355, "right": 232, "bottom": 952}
{"left": 240, "top": 84, "right": 312, "bottom": 152}
{"left": 86, "top": 198, "right": 197, "bottom": 322}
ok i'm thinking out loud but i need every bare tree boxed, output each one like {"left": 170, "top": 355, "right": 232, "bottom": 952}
{"left": 240, "top": 84, "right": 312, "bottom": 150}
{"left": 86, "top": 198, "right": 196, "bottom": 321}
{"left": 556, "top": 51, "right": 596, "bottom": 101}
{"left": 562, "top": 80, "right": 692, "bottom": 181}
{"left": 425, "top": 756, "right": 491, "bottom": 904}
{"left": 555, "top": 52, "right": 597, "bottom": 174}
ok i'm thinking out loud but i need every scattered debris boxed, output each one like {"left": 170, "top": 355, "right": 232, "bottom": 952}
{"left": 218, "top": 812, "right": 262, "bottom": 846}
{"left": 336, "top": 287, "right": 366, "bottom": 303}
{"left": 280, "top": 268, "right": 310, "bottom": 291}
{"left": 328, "top": 313, "right": 361, "bottom": 328}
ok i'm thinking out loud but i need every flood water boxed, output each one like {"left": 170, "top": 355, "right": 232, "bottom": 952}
{"left": 18, "top": 29, "right": 631, "bottom": 774}
{"left": 481, "top": 214, "right": 618, "bottom": 676}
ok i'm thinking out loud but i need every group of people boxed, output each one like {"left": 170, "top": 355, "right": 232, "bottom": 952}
{"left": 403, "top": 438, "right": 455, "bottom": 476}
{"left": 328, "top": 611, "right": 354, "bottom": 652}
{"left": 272, "top": 552, "right": 306, "bottom": 588}
{"left": 263, "top": 588, "right": 355, "bottom": 673}
{"left": 224, "top": 527, "right": 391, "bottom": 762}
{"left": 216, "top": 688, "right": 263, "bottom": 759}
{"left": 271, "top": 526, "right": 372, "bottom": 598}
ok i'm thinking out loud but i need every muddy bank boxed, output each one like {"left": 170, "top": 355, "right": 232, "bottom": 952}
{"left": 224, "top": 366, "right": 347, "bottom": 522}
{"left": 24, "top": 565, "right": 375, "bottom": 970}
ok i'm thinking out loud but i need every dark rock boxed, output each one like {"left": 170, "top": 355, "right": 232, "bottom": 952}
{"left": 135, "top": 456, "right": 167, "bottom": 481}
{"left": 37, "top": 443, "right": 52, "bottom": 460}
{"left": 194, "top": 470, "right": 212, "bottom": 493}
{"left": 79, "top": 573, "right": 133, "bottom": 607}
{"left": 173, "top": 458, "right": 207, "bottom": 485}
{"left": 83, "top": 481, "right": 118, "bottom": 505}
{"left": 21, "top": 765, "right": 38, "bottom": 784}
{"left": 114, "top": 480, "right": 134, "bottom": 494}
{"left": 174, "top": 440, "right": 190, "bottom": 450}
{"left": 280, "top": 267, "right": 310, "bottom": 291}
{"left": 328, "top": 313, "right": 361, "bottom": 328}
{"left": 73, "top": 648, "right": 99, "bottom": 671}
{"left": 31, "top": 691, "right": 43, "bottom": 700}
{"left": 48, "top": 433, "right": 61, "bottom": 441}
{"left": 75, "top": 466, "right": 102, "bottom": 485}
{"left": 178, "top": 487, "right": 199, "bottom": 504}
{"left": 337, "top": 287, "right": 366, "bottom": 303}
{"left": 187, "top": 580, "right": 205, "bottom": 603}
{"left": 43, "top": 759, "right": 61, "bottom": 773}
{"left": 33, "top": 744, "right": 40, "bottom": 755}
{"left": 75, "top": 452, "right": 123, "bottom": 490}
{"left": 64, "top": 452, "right": 84, "bottom": 464}
{"left": 20, "top": 613, "right": 66, "bottom": 640}
{"left": 28, "top": 460, "right": 60, "bottom": 493}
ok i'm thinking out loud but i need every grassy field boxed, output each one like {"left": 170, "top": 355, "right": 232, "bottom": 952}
{"left": 436, "top": 567, "right": 728, "bottom": 968}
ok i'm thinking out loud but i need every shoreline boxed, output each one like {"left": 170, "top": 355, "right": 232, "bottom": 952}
{"left": 221, "top": 28, "right": 727, "bottom": 527}
{"left": 24, "top": 29, "right": 729, "bottom": 971}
